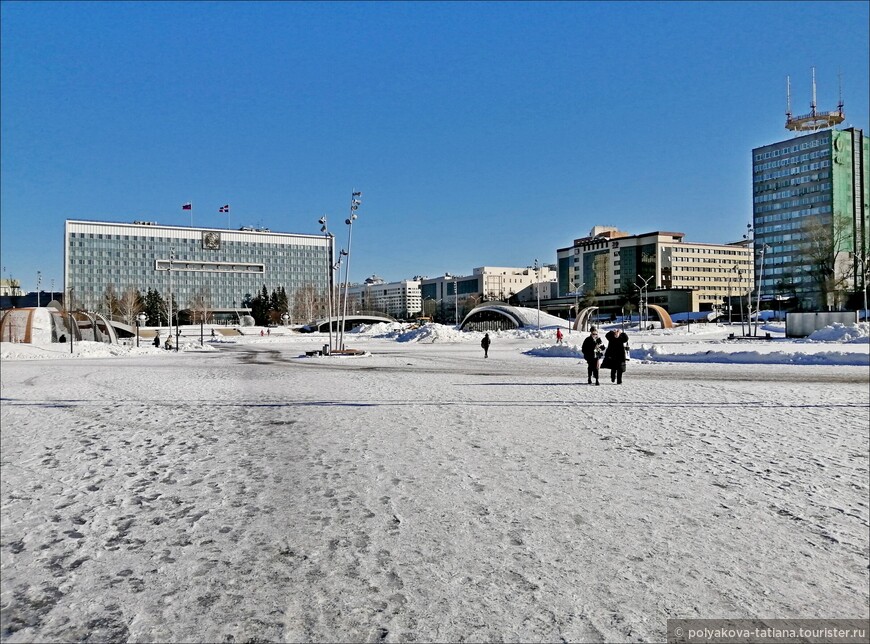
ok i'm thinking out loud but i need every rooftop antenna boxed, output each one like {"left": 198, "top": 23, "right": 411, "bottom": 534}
{"left": 785, "top": 67, "right": 844, "bottom": 133}
{"left": 786, "top": 75, "right": 792, "bottom": 121}
{"left": 837, "top": 70, "right": 844, "bottom": 115}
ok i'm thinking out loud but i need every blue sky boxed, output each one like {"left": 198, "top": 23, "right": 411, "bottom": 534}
{"left": 2, "top": 1, "right": 868, "bottom": 292}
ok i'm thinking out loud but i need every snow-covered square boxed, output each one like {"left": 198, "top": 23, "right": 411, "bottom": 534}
{"left": 1, "top": 322, "right": 868, "bottom": 642}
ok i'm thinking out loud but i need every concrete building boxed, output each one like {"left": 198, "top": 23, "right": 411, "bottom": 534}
{"left": 420, "top": 266, "right": 557, "bottom": 323}
{"left": 751, "top": 127, "right": 868, "bottom": 310}
{"left": 64, "top": 219, "right": 332, "bottom": 316}
{"left": 345, "top": 276, "right": 422, "bottom": 320}
{"left": 556, "top": 227, "right": 754, "bottom": 315}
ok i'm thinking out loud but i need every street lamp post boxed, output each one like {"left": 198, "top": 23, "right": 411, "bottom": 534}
{"left": 136, "top": 312, "right": 146, "bottom": 348}
{"left": 754, "top": 243, "right": 771, "bottom": 337}
{"left": 568, "top": 281, "right": 583, "bottom": 334}
{"left": 534, "top": 259, "right": 541, "bottom": 329}
{"left": 733, "top": 266, "right": 746, "bottom": 336}
{"left": 67, "top": 287, "right": 75, "bottom": 354}
{"left": 318, "top": 216, "right": 335, "bottom": 354}
{"left": 36, "top": 271, "right": 42, "bottom": 307}
{"left": 338, "top": 191, "right": 361, "bottom": 352}
{"left": 637, "top": 274, "right": 653, "bottom": 330}
{"left": 854, "top": 252, "right": 869, "bottom": 322}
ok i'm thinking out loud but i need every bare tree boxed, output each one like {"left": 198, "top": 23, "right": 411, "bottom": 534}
{"left": 101, "top": 283, "right": 119, "bottom": 318}
{"left": 188, "top": 288, "right": 213, "bottom": 324}
{"left": 292, "top": 284, "right": 318, "bottom": 324}
{"left": 116, "top": 287, "right": 142, "bottom": 325}
{"left": 801, "top": 215, "right": 853, "bottom": 309}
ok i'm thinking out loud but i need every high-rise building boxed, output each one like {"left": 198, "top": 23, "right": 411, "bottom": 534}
{"left": 752, "top": 73, "right": 868, "bottom": 310}
{"left": 752, "top": 128, "right": 868, "bottom": 310}
{"left": 64, "top": 219, "right": 332, "bottom": 316}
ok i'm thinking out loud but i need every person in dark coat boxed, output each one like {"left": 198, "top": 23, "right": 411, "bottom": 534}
{"left": 153, "top": 333, "right": 161, "bottom": 348}
{"left": 580, "top": 326, "right": 604, "bottom": 385}
{"left": 604, "top": 328, "right": 630, "bottom": 384}
{"left": 481, "top": 332, "right": 491, "bottom": 358}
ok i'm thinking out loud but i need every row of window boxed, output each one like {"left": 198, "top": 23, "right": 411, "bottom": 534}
{"left": 755, "top": 194, "right": 831, "bottom": 214}
{"left": 753, "top": 171, "right": 830, "bottom": 194}
{"left": 753, "top": 183, "right": 831, "bottom": 204}
{"left": 756, "top": 159, "right": 831, "bottom": 181}
{"left": 753, "top": 137, "right": 826, "bottom": 162}
{"left": 753, "top": 147, "right": 830, "bottom": 172}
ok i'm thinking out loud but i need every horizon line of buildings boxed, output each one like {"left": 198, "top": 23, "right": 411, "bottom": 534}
{"left": 2, "top": 121, "right": 867, "bottom": 323}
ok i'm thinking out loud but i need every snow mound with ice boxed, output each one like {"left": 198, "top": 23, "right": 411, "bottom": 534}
{"left": 804, "top": 322, "right": 869, "bottom": 344}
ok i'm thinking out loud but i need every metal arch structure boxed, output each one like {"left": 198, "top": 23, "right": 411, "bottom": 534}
{"left": 646, "top": 304, "right": 675, "bottom": 329}
{"left": 303, "top": 313, "right": 398, "bottom": 333}
{"left": 459, "top": 304, "right": 568, "bottom": 331}
{"left": 572, "top": 306, "right": 599, "bottom": 332}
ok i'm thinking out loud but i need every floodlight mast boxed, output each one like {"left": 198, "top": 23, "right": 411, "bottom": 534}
{"left": 318, "top": 216, "right": 335, "bottom": 354}
{"left": 338, "top": 191, "right": 362, "bottom": 352}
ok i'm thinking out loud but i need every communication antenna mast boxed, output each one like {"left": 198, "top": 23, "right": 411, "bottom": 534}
{"left": 785, "top": 67, "right": 844, "bottom": 132}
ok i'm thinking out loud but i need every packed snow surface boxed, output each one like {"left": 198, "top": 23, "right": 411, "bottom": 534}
{"left": 1, "top": 322, "right": 868, "bottom": 642}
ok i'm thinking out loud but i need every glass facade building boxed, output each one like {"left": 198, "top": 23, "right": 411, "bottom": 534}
{"left": 752, "top": 127, "right": 868, "bottom": 309}
{"left": 64, "top": 220, "right": 332, "bottom": 313}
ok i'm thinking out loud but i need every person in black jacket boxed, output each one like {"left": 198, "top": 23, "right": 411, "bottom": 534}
{"left": 604, "top": 328, "right": 630, "bottom": 384}
{"left": 580, "top": 326, "right": 604, "bottom": 385}
{"left": 481, "top": 332, "right": 491, "bottom": 358}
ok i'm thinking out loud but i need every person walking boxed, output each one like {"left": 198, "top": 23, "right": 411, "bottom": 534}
{"left": 581, "top": 326, "right": 604, "bottom": 385}
{"left": 481, "top": 332, "right": 491, "bottom": 358}
{"left": 603, "top": 328, "right": 630, "bottom": 384}
{"left": 153, "top": 332, "right": 160, "bottom": 348}
{"left": 556, "top": 328, "right": 564, "bottom": 345}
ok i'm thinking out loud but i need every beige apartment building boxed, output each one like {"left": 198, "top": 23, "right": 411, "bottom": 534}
{"left": 557, "top": 226, "right": 754, "bottom": 314}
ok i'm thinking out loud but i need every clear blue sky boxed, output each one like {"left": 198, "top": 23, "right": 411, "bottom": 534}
{"left": 2, "top": 1, "right": 868, "bottom": 292}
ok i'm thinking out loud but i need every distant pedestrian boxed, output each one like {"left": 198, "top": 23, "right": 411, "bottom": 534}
{"left": 556, "top": 328, "right": 563, "bottom": 345}
{"left": 603, "top": 328, "right": 630, "bottom": 384}
{"left": 260, "top": 329, "right": 264, "bottom": 337}
{"left": 210, "top": 329, "right": 216, "bottom": 339}
{"left": 153, "top": 333, "right": 160, "bottom": 348}
{"left": 164, "top": 335, "right": 173, "bottom": 350}
{"left": 481, "top": 332, "right": 491, "bottom": 358}
{"left": 581, "top": 326, "right": 604, "bottom": 385}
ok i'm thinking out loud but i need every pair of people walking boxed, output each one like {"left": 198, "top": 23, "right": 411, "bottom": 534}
{"left": 581, "top": 326, "right": 630, "bottom": 385}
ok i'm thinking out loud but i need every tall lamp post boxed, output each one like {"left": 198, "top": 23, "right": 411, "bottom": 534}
{"left": 754, "top": 243, "right": 771, "bottom": 337}
{"left": 568, "top": 281, "right": 584, "bottom": 334}
{"left": 36, "top": 271, "right": 42, "bottom": 307}
{"left": 534, "top": 259, "right": 541, "bottom": 329}
{"left": 338, "top": 191, "right": 361, "bottom": 352}
{"left": 136, "top": 312, "right": 146, "bottom": 348}
{"left": 733, "top": 266, "right": 746, "bottom": 336}
{"left": 67, "top": 287, "right": 75, "bottom": 354}
{"left": 637, "top": 274, "right": 653, "bottom": 330}
{"left": 854, "top": 252, "right": 869, "bottom": 322}
{"left": 318, "top": 216, "right": 336, "bottom": 354}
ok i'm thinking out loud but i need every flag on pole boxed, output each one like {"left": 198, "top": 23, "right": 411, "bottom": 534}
{"left": 219, "top": 204, "right": 230, "bottom": 213}
{"left": 182, "top": 202, "right": 192, "bottom": 210}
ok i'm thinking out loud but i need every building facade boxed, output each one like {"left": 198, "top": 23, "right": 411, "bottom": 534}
{"left": 345, "top": 276, "right": 422, "bottom": 320}
{"left": 751, "top": 127, "right": 868, "bottom": 309}
{"left": 419, "top": 266, "right": 557, "bottom": 323}
{"left": 557, "top": 227, "right": 754, "bottom": 313}
{"left": 64, "top": 220, "right": 332, "bottom": 316}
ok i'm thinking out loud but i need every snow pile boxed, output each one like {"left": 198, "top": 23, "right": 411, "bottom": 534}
{"left": 805, "top": 322, "right": 869, "bottom": 344}
{"left": 0, "top": 339, "right": 217, "bottom": 361}
{"left": 523, "top": 343, "right": 584, "bottom": 358}
{"left": 637, "top": 343, "right": 868, "bottom": 366}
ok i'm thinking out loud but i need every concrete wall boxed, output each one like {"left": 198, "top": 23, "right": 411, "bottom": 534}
{"left": 785, "top": 311, "right": 859, "bottom": 337}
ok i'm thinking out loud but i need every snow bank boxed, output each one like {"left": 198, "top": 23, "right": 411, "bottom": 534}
{"left": 804, "top": 322, "right": 869, "bottom": 344}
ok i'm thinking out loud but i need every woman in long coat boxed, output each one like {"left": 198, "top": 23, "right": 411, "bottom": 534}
{"left": 603, "top": 328, "right": 630, "bottom": 384}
